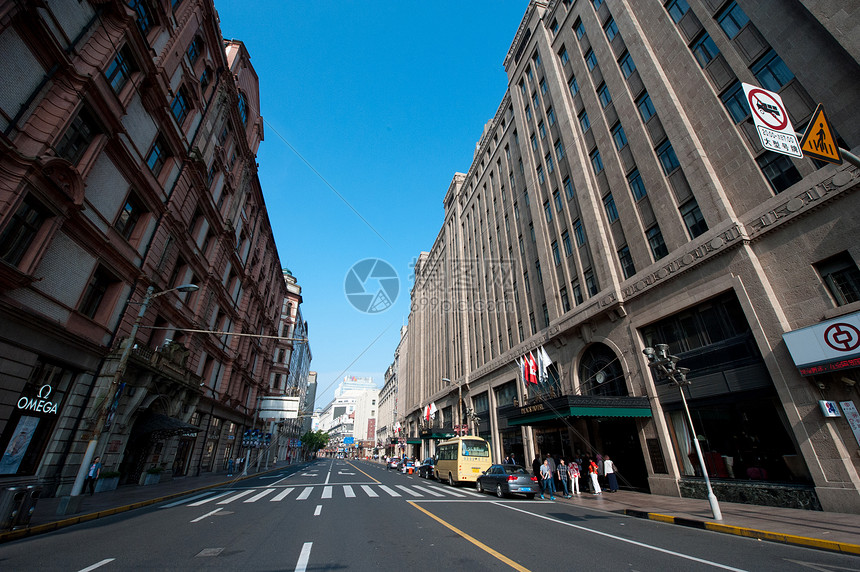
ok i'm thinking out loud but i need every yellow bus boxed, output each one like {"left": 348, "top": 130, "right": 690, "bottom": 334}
{"left": 434, "top": 436, "right": 492, "bottom": 486}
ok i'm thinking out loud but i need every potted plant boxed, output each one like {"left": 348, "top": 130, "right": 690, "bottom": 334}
{"left": 142, "top": 466, "right": 164, "bottom": 486}
{"left": 95, "top": 470, "right": 121, "bottom": 493}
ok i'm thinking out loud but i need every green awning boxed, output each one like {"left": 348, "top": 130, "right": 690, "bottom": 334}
{"left": 406, "top": 438, "right": 422, "bottom": 444}
{"left": 503, "top": 395, "right": 652, "bottom": 426}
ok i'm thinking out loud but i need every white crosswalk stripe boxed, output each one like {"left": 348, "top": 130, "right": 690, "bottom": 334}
{"left": 187, "top": 491, "right": 231, "bottom": 506}
{"left": 343, "top": 485, "right": 356, "bottom": 498}
{"left": 219, "top": 490, "right": 255, "bottom": 504}
{"left": 245, "top": 488, "right": 275, "bottom": 502}
{"left": 377, "top": 485, "right": 401, "bottom": 497}
{"left": 321, "top": 486, "right": 333, "bottom": 499}
{"left": 271, "top": 487, "right": 294, "bottom": 501}
{"left": 297, "top": 487, "right": 313, "bottom": 500}
{"left": 395, "top": 485, "right": 423, "bottom": 497}
{"left": 411, "top": 485, "right": 445, "bottom": 497}
{"left": 361, "top": 485, "right": 378, "bottom": 498}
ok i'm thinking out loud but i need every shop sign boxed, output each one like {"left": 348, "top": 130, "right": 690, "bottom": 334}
{"left": 840, "top": 401, "right": 860, "bottom": 448}
{"left": 16, "top": 384, "right": 60, "bottom": 415}
{"left": 519, "top": 403, "right": 545, "bottom": 415}
{"left": 783, "top": 311, "right": 860, "bottom": 375}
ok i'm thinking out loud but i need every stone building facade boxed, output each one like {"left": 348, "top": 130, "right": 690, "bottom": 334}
{"left": 0, "top": 0, "right": 296, "bottom": 496}
{"left": 402, "top": 0, "right": 860, "bottom": 512}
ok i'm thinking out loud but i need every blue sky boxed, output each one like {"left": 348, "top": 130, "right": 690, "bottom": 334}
{"left": 214, "top": 1, "right": 528, "bottom": 407}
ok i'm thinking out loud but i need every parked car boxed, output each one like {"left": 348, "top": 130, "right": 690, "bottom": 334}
{"left": 416, "top": 458, "right": 436, "bottom": 479}
{"left": 475, "top": 464, "right": 538, "bottom": 499}
{"left": 387, "top": 458, "right": 400, "bottom": 470}
{"left": 400, "top": 460, "right": 415, "bottom": 474}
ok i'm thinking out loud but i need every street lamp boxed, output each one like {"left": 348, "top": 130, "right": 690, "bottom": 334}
{"left": 643, "top": 343, "right": 722, "bottom": 521}
{"left": 442, "top": 377, "right": 464, "bottom": 436}
{"left": 71, "top": 283, "right": 199, "bottom": 496}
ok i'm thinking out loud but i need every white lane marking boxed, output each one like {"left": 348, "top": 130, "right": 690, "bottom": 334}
{"left": 77, "top": 559, "right": 115, "bottom": 572}
{"left": 378, "top": 485, "right": 401, "bottom": 497}
{"left": 297, "top": 487, "right": 313, "bottom": 500}
{"left": 343, "top": 485, "right": 356, "bottom": 498}
{"left": 498, "top": 503, "right": 749, "bottom": 572}
{"left": 161, "top": 492, "right": 215, "bottom": 508}
{"left": 191, "top": 508, "right": 223, "bottom": 523}
{"left": 187, "top": 491, "right": 231, "bottom": 506}
{"left": 218, "top": 490, "right": 256, "bottom": 504}
{"left": 314, "top": 504, "right": 322, "bottom": 516}
{"left": 245, "top": 488, "right": 275, "bottom": 502}
{"left": 295, "top": 542, "right": 313, "bottom": 572}
{"left": 396, "top": 485, "right": 423, "bottom": 497}
{"left": 322, "top": 486, "right": 333, "bottom": 499}
{"left": 271, "top": 487, "right": 295, "bottom": 501}
{"left": 361, "top": 485, "right": 378, "bottom": 498}
{"left": 412, "top": 485, "right": 445, "bottom": 497}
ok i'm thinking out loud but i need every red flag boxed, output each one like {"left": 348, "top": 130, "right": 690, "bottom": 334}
{"left": 425, "top": 404, "right": 431, "bottom": 422}
{"left": 528, "top": 352, "right": 538, "bottom": 384}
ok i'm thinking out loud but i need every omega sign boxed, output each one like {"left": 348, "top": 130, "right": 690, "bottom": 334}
{"left": 17, "top": 384, "right": 60, "bottom": 415}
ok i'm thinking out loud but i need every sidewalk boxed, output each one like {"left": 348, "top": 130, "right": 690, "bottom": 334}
{"left": 2, "top": 464, "right": 859, "bottom": 556}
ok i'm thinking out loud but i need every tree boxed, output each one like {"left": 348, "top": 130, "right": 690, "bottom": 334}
{"left": 300, "top": 430, "right": 329, "bottom": 453}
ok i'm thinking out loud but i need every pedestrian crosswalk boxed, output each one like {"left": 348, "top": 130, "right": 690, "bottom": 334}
{"left": 172, "top": 483, "right": 484, "bottom": 507}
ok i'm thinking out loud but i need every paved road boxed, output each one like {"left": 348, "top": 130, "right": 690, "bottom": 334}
{"left": 1, "top": 459, "right": 857, "bottom": 570}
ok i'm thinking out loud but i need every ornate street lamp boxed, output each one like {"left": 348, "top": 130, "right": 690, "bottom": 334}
{"left": 643, "top": 343, "right": 722, "bottom": 521}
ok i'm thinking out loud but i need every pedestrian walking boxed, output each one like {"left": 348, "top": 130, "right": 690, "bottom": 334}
{"left": 504, "top": 455, "right": 512, "bottom": 464}
{"left": 532, "top": 455, "right": 542, "bottom": 481}
{"left": 604, "top": 455, "right": 619, "bottom": 492}
{"left": 557, "top": 459, "right": 570, "bottom": 498}
{"left": 84, "top": 456, "right": 101, "bottom": 495}
{"left": 510, "top": 453, "right": 516, "bottom": 466}
{"left": 540, "top": 458, "right": 556, "bottom": 500}
{"left": 589, "top": 458, "right": 602, "bottom": 495}
{"left": 546, "top": 454, "right": 557, "bottom": 490}
{"left": 568, "top": 459, "right": 581, "bottom": 494}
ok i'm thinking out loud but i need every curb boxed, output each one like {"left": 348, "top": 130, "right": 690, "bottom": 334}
{"left": 0, "top": 463, "right": 308, "bottom": 545}
{"left": 623, "top": 509, "right": 860, "bottom": 556}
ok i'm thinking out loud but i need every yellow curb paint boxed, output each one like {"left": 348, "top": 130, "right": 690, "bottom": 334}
{"left": 409, "top": 501, "right": 531, "bottom": 572}
{"left": 647, "top": 513, "right": 675, "bottom": 524}
{"left": 346, "top": 461, "right": 380, "bottom": 483}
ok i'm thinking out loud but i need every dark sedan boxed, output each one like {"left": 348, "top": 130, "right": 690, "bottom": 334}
{"left": 416, "top": 458, "right": 436, "bottom": 479}
{"left": 476, "top": 464, "right": 538, "bottom": 498}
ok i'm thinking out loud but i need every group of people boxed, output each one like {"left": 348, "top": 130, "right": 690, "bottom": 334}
{"left": 528, "top": 452, "right": 619, "bottom": 499}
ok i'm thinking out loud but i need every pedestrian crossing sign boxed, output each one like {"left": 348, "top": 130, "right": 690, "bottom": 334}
{"left": 799, "top": 104, "right": 842, "bottom": 164}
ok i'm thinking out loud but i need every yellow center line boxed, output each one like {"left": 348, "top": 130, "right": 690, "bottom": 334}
{"left": 408, "top": 501, "right": 532, "bottom": 572}
{"left": 345, "top": 461, "right": 380, "bottom": 483}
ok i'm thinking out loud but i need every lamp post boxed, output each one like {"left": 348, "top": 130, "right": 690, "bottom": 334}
{"left": 442, "top": 377, "right": 464, "bottom": 436}
{"left": 643, "top": 343, "right": 722, "bottom": 521}
{"left": 71, "top": 283, "right": 199, "bottom": 497}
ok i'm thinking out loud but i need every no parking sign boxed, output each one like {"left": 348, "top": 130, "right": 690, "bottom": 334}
{"left": 742, "top": 83, "right": 802, "bottom": 158}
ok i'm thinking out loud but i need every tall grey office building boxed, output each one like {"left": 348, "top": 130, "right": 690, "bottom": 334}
{"left": 401, "top": 0, "right": 860, "bottom": 512}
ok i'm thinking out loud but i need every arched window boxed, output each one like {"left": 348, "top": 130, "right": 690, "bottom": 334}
{"left": 578, "top": 343, "right": 627, "bottom": 397}
{"left": 237, "top": 92, "right": 248, "bottom": 126}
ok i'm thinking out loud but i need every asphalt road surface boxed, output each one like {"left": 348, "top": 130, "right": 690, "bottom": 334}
{"left": 1, "top": 459, "right": 857, "bottom": 571}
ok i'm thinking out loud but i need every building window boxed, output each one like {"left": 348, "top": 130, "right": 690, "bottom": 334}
{"left": 603, "top": 18, "right": 619, "bottom": 41}
{"left": 636, "top": 92, "right": 656, "bottom": 122}
{"left": 752, "top": 49, "right": 795, "bottom": 92}
{"left": 536, "top": 261, "right": 543, "bottom": 284}
{"left": 816, "top": 252, "right": 860, "bottom": 306}
{"left": 533, "top": 91, "right": 540, "bottom": 110}
{"left": 666, "top": 0, "right": 690, "bottom": 23}
{"left": 552, "top": 241, "right": 561, "bottom": 266}
{"left": 543, "top": 303, "right": 550, "bottom": 327}
{"left": 79, "top": 266, "right": 115, "bottom": 319}
{"left": 585, "top": 49, "right": 598, "bottom": 71}
{"left": 611, "top": 123, "right": 628, "bottom": 150}
{"left": 525, "top": 105, "right": 532, "bottom": 121}
{"left": 538, "top": 121, "right": 546, "bottom": 140}
{"left": 564, "top": 177, "right": 574, "bottom": 200}
{"left": 106, "top": 46, "right": 136, "bottom": 93}
{"left": 647, "top": 225, "right": 669, "bottom": 260}
{"left": 530, "top": 222, "right": 536, "bottom": 243}
{"left": 562, "top": 230, "right": 573, "bottom": 256}
{"left": 56, "top": 108, "right": 100, "bottom": 165}
{"left": 627, "top": 168, "right": 647, "bottom": 200}
{"left": 585, "top": 269, "right": 599, "bottom": 295}
{"left": 757, "top": 151, "right": 802, "bottom": 192}
{"left": 146, "top": 137, "right": 170, "bottom": 175}
{"left": 0, "top": 195, "right": 51, "bottom": 267}
{"left": 560, "top": 286, "right": 571, "bottom": 312}
{"left": 544, "top": 200, "right": 553, "bottom": 222}
{"left": 597, "top": 83, "right": 612, "bottom": 107}
{"left": 554, "top": 139, "right": 565, "bottom": 160}
{"left": 573, "top": 219, "right": 586, "bottom": 246}
{"left": 524, "top": 271, "right": 530, "bottom": 294}
{"left": 200, "top": 67, "right": 212, "bottom": 91}
{"left": 547, "top": 107, "right": 556, "bottom": 126}
{"left": 618, "top": 246, "right": 636, "bottom": 279}
{"left": 592, "top": 0, "right": 604, "bottom": 8}
{"left": 520, "top": 80, "right": 527, "bottom": 97}
{"left": 578, "top": 111, "right": 591, "bottom": 133}
{"left": 237, "top": 92, "right": 249, "bottom": 125}
{"left": 551, "top": 19, "right": 560, "bottom": 35}
{"left": 717, "top": 1, "right": 749, "bottom": 39}
{"left": 574, "top": 18, "right": 585, "bottom": 39}
{"left": 590, "top": 149, "right": 604, "bottom": 174}
{"left": 572, "top": 281, "right": 584, "bottom": 304}
{"left": 553, "top": 190, "right": 563, "bottom": 212}
{"left": 540, "top": 78, "right": 548, "bottom": 95}
{"left": 533, "top": 52, "right": 542, "bottom": 68}
{"left": 680, "top": 199, "right": 708, "bottom": 238}
{"left": 720, "top": 82, "right": 748, "bottom": 123}
{"left": 531, "top": 133, "right": 538, "bottom": 153}
{"left": 114, "top": 192, "right": 147, "bottom": 241}
{"left": 603, "top": 193, "right": 619, "bottom": 222}
{"left": 546, "top": 153, "right": 555, "bottom": 174}
{"left": 691, "top": 33, "right": 720, "bottom": 68}
{"left": 537, "top": 165, "right": 545, "bottom": 184}
{"left": 618, "top": 51, "right": 636, "bottom": 78}
{"left": 187, "top": 35, "right": 204, "bottom": 64}
{"left": 171, "top": 89, "right": 191, "bottom": 125}
{"left": 656, "top": 140, "right": 680, "bottom": 175}
{"left": 129, "top": 0, "right": 155, "bottom": 36}
{"left": 560, "top": 47, "right": 569, "bottom": 66}
{"left": 568, "top": 75, "right": 580, "bottom": 96}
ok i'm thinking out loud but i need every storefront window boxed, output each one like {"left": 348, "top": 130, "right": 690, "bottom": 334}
{"left": 494, "top": 381, "right": 518, "bottom": 407}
